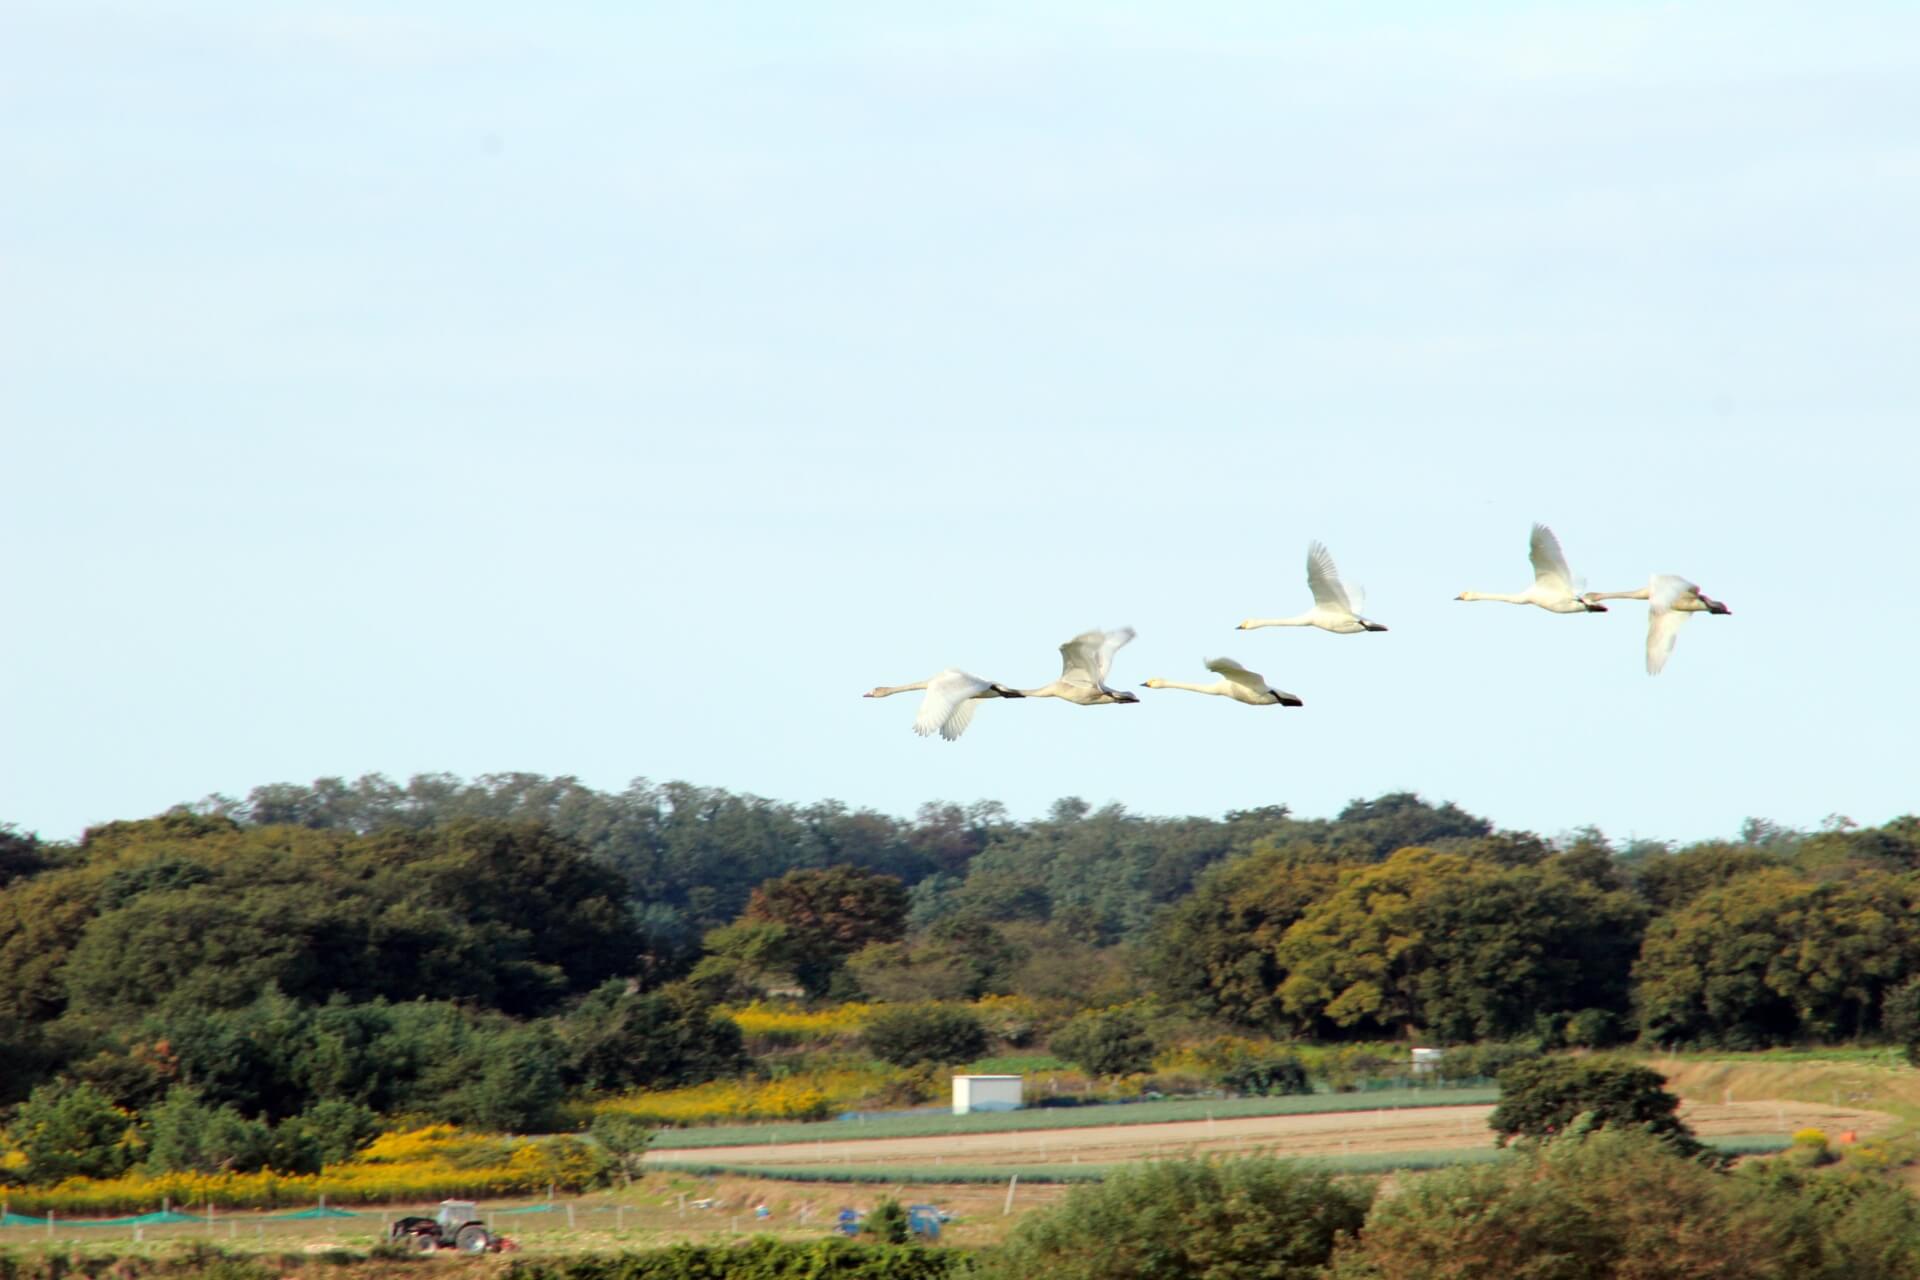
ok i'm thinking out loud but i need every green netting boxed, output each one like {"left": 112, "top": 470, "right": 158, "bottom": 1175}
{"left": 491, "top": 1204, "right": 557, "bottom": 1215}
{"left": 1, "top": 1206, "right": 362, "bottom": 1228}
{"left": 0, "top": 1211, "right": 204, "bottom": 1228}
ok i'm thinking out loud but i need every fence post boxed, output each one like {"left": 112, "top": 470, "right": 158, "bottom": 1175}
{"left": 1003, "top": 1174, "right": 1018, "bottom": 1216}
{"left": 47, "top": 1210, "right": 54, "bottom": 1240}
{"left": 615, "top": 1206, "right": 624, "bottom": 1232}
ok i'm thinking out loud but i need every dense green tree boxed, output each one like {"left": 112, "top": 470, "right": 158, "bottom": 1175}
{"left": 143, "top": 1087, "right": 278, "bottom": 1174}
{"left": 555, "top": 980, "right": 745, "bottom": 1091}
{"left": 742, "top": 865, "right": 909, "bottom": 997}
{"left": 1275, "top": 848, "right": 1642, "bottom": 1040}
{"left": 8, "top": 1081, "right": 143, "bottom": 1182}
{"left": 861, "top": 1004, "right": 988, "bottom": 1067}
{"left": 985, "top": 1157, "right": 1371, "bottom": 1280}
{"left": 1146, "top": 848, "right": 1341, "bottom": 1030}
{"left": 1633, "top": 869, "right": 1920, "bottom": 1046}
{"left": 1050, "top": 1007, "right": 1156, "bottom": 1077}
{"left": 1490, "top": 1057, "right": 1703, "bottom": 1157}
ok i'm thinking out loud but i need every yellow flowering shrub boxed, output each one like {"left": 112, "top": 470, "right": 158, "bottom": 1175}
{"left": 723, "top": 1001, "right": 876, "bottom": 1039}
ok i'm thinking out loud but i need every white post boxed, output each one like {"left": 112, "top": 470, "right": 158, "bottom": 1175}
{"left": 1003, "top": 1174, "right": 1019, "bottom": 1216}
{"left": 566, "top": 1203, "right": 575, "bottom": 1229}
{"left": 615, "top": 1206, "right": 624, "bottom": 1232}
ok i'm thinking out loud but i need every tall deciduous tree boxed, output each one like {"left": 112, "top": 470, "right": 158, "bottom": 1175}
{"left": 743, "top": 864, "right": 909, "bottom": 996}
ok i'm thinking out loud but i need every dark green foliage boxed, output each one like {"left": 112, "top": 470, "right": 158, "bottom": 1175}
{"left": 1331, "top": 1129, "right": 1786, "bottom": 1280}
{"left": 589, "top": 1112, "right": 654, "bottom": 1186}
{"left": 557, "top": 980, "right": 745, "bottom": 1092}
{"left": 984, "top": 1157, "right": 1372, "bottom": 1280}
{"left": 1219, "top": 1054, "right": 1311, "bottom": 1096}
{"left": 143, "top": 1087, "right": 277, "bottom": 1173}
{"left": 155, "top": 992, "right": 566, "bottom": 1131}
{"left": 1490, "top": 1057, "right": 1703, "bottom": 1157}
{"left": 1633, "top": 870, "right": 1920, "bottom": 1047}
{"left": 0, "top": 824, "right": 53, "bottom": 887}
{"left": 500, "top": 1237, "right": 963, "bottom": 1279}
{"left": 742, "top": 865, "right": 910, "bottom": 998}
{"left": 1049, "top": 1008, "right": 1154, "bottom": 1077}
{"left": 861, "top": 1004, "right": 988, "bottom": 1067}
{"left": 1729, "top": 1161, "right": 1920, "bottom": 1280}
{"left": 863, "top": 1196, "right": 911, "bottom": 1245}
{"left": 7, "top": 1081, "right": 141, "bottom": 1182}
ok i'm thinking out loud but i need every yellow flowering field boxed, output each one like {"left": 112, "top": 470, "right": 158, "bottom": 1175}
{"left": 589, "top": 1066, "right": 895, "bottom": 1126}
{"left": 0, "top": 1126, "right": 602, "bottom": 1217}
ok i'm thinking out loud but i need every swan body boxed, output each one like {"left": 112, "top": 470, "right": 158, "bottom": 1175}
{"left": 1582, "top": 574, "right": 1732, "bottom": 675}
{"left": 1456, "top": 523, "right": 1608, "bottom": 614}
{"left": 1238, "top": 541, "right": 1388, "bottom": 634}
{"left": 1142, "top": 657, "right": 1303, "bottom": 707}
{"left": 863, "top": 669, "right": 1024, "bottom": 740}
{"left": 1019, "top": 628, "right": 1141, "bottom": 704}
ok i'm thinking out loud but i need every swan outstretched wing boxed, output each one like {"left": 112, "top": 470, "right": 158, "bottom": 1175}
{"left": 1306, "top": 542, "right": 1353, "bottom": 612}
{"left": 1529, "top": 523, "right": 1575, "bottom": 593}
{"left": 1093, "top": 627, "right": 1135, "bottom": 684}
{"left": 1205, "top": 656, "right": 1266, "bottom": 693}
{"left": 940, "top": 698, "right": 981, "bottom": 741}
{"left": 913, "top": 669, "right": 991, "bottom": 738}
{"left": 1645, "top": 577, "right": 1696, "bottom": 675}
{"left": 1057, "top": 631, "right": 1105, "bottom": 688}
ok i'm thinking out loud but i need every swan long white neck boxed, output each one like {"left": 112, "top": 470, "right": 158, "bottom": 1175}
{"left": 1583, "top": 587, "right": 1651, "bottom": 602}
{"left": 868, "top": 681, "right": 931, "bottom": 698}
{"left": 1144, "top": 679, "right": 1221, "bottom": 695}
{"left": 1239, "top": 614, "right": 1314, "bottom": 629}
{"left": 1457, "top": 591, "right": 1529, "bottom": 604}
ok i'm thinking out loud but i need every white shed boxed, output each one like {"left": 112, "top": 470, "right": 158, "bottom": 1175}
{"left": 952, "top": 1074, "right": 1024, "bottom": 1115}
{"left": 1410, "top": 1047, "right": 1445, "bottom": 1077}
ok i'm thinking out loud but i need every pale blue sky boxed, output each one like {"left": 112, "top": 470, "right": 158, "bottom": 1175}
{"left": 4, "top": 2, "right": 1916, "bottom": 845}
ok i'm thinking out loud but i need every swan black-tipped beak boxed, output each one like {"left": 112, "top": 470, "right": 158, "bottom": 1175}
{"left": 1275, "top": 693, "right": 1304, "bottom": 707}
{"left": 1584, "top": 602, "right": 1609, "bottom": 613}
{"left": 1707, "top": 601, "right": 1732, "bottom": 616}
{"left": 1363, "top": 622, "right": 1389, "bottom": 633}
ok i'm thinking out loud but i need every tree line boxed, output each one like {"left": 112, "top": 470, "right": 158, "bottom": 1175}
{"left": 5, "top": 774, "right": 1920, "bottom": 1186}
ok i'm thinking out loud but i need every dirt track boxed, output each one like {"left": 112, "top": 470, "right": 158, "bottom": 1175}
{"left": 647, "top": 1099, "right": 1894, "bottom": 1169}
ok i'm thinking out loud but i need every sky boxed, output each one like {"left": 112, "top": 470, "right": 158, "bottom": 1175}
{"left": 4, "top": 2, "right": 1917, "bottom": 846}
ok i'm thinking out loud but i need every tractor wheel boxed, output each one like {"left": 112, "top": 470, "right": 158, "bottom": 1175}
{"left": 409, "top": 1231, "right": 440, "bottom": 1254}
{"left": 454, "top": 1225, "right": 491, "bottom": 1253}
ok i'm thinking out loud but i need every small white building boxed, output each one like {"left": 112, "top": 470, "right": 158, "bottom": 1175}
{"left": 952, "top": 1074, "right": 1024, "bottom": 1115}
{"left": 1410, "top": 1047, "right": 1445, "bottom": 1077}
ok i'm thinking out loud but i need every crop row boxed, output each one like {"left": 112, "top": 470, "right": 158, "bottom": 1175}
{"left": 646, "top": 1086, "right": 1501, "bottom": 1149}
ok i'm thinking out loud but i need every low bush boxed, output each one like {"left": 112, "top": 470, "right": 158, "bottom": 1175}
{"left": 980, "top": 1157, "right": 1371, "bottom": 1280}
{"left": 502, "top": 1237, "right": 962, "bottom": 1279}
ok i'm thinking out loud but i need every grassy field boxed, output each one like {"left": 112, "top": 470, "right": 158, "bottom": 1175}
{"left": 647, "top": 1086, "right": 1499, "bottom": 1150}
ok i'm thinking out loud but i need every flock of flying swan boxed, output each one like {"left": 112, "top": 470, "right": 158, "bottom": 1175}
{"left": 866, "top": 522, "right": 1733, "bottom": 742}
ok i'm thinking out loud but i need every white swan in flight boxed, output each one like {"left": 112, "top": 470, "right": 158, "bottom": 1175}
{"left": 1582, "top": 574, "right": 1732, "bottom": 675}
{"left": 1238, "top": 542, "right": 1388, "bottom": 634}
{"left": 863, "top": 669, "right": 1024, "bottom": 740}
{"left": 1456, "top": 523, "right": 1608, "bottom": 614}
{"left": 1018, "top": 628, "right": 1141, "bottom": 704}
{"left": 1142, "top": 657, "right": 1304, "bottom": 707}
